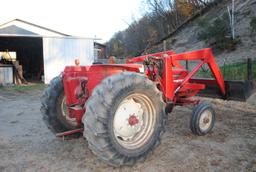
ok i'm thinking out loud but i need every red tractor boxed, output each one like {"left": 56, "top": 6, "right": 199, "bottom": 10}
{"left": 41, "top": 48, "right": 255, "bottom": 166}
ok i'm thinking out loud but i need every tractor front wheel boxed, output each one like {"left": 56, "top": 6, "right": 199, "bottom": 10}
{"left": 190, "top": 103, "right": 215, "bottom": 136}
{"left": 83, "top": 72, "right": 166, "bottom": 166}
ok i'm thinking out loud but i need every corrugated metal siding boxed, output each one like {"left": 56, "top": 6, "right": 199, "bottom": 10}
{"left": 43, "top": 38, "right": 94, "bottom": 83}
{"left": 0, "top": 67, "right": 13, "bottom": 85}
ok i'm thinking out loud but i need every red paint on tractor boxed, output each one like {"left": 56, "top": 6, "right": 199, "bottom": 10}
{"left": 62, "top": 64, "right": 143, "bottom": 125}
{"left": 56, "top": 128, "right": 83, "bottom": 138}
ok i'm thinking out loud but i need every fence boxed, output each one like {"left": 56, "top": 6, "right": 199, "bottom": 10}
{"left": 193, "top": 58, "right": 256, "bottom": 81}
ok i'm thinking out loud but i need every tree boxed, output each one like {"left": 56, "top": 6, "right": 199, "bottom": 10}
{"left": 106, "top": 0, "right": 219, "bottom": 57}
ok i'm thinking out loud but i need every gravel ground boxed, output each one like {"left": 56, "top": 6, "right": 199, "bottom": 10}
{"left": 0, "top": 89, "right": 255, "bottom": 172}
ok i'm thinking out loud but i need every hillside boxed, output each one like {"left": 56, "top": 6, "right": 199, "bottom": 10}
{"left": 150, "top": 0, "right": 256, "bottom": 65}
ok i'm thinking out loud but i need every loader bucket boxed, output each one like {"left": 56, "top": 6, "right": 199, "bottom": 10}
{"left": 224, "top": 80, "right": 256, "bottom": 101}
{"left": 197, "top": 79, "right": 256, "bottom": 101}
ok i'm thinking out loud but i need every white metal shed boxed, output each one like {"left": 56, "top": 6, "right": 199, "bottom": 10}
{"left": 0, "top": 19, "right": 96, "bottom": 84}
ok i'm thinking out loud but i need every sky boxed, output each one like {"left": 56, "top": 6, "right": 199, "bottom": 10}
{"left": 0, "top": 0, "right": 143, "bottom": 43}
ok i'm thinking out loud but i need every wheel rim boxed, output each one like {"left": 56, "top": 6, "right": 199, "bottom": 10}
{"left": 113, "top": 93, "right": 156, "bottom": 150}
{"left": 60, "top": 96, "right": 78, "bottom": 127}
{"left": 199, "top": 109, "right": 212, "bottom": 131}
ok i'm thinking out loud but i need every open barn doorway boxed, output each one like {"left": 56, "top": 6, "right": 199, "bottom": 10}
{"left": 0, "top": 36, "right": 44, "bottom": 82}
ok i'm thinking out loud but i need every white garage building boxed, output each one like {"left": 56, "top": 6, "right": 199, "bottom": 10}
{"left": 0, "top": 19, "right": 96, "bottom": 83}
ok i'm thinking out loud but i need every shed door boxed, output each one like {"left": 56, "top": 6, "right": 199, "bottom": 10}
{"left": 43, "top": 37, "right": 94, "bottom": 83}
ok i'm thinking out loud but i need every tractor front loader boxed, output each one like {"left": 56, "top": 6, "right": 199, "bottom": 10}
{"left": 40, "top": 48, "right": 255, "bottom": 166}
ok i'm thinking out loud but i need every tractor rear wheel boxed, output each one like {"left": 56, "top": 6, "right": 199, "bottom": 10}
{"left": 40, "top": 76, "right": 79, "bottom": 133}
{"left": 83, "top": 72, "right": 166, "bottom": 166}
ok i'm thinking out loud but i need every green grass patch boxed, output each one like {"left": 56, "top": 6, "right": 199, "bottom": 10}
{"left": 0, "top": 83, "right": 47, "bottom": 92}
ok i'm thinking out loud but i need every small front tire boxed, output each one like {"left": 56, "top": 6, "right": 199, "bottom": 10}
{"left": 190, "top": 103, "right": 215, "bottom": 136}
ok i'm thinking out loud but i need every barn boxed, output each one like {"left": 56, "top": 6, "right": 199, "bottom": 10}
{"left": 0, "top": 19, "right": 96, "bottom": 84}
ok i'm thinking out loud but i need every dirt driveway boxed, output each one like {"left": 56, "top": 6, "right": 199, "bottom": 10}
{"left": 0, "top": 88, "right": 255, "bottom": 172}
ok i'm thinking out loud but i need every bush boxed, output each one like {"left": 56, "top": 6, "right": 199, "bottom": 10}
{"left": 197, "top": 13, "right": 239, "bottom": 51}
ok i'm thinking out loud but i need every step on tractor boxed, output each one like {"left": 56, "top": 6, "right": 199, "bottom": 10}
{"left": 41, "top": 48, "right": 255, "bottom": 166}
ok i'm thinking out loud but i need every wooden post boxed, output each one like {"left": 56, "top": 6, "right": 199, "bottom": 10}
{"left": 186, "top": 60, "right": 189, "bottom": 70}
{"left": 247, "top": 58, "right": 252, "bottom": 81}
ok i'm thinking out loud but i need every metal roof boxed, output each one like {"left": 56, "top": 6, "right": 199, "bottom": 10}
{"left": 0, "top": 25, "right": 38, "bottom": 35}
{"left": 0, "top": 19, "right": 70, "bottom": 36}
{"left": 0, "top": 19, "right": 101, "bottom": 40}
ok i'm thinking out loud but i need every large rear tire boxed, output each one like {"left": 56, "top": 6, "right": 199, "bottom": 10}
{"left": 83, "top": 72, "right": 166, "bottom": 166}
{"left": 40, "top": 76, "right": 79, "bottom": 133}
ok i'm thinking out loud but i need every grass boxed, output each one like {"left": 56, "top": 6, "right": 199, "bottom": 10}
{"left": 195, "top": 60, "right": 256, "bottom": 80}
{"left": 0, "top": 83, "right": 47, "bottom": 92}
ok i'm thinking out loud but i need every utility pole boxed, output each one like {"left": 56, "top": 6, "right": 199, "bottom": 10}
{"left": 232, "top": 0, "right": 235, "bottom": 39}
{"left": 227, "top": 0, "right": 235, "bottom": 39}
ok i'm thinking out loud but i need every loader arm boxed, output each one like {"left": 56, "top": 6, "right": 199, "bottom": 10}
{"left": 134, "top": 48, "right": 255, "bottom": 102}
{"left": 127, "top": 48, "right": 227, "bottom": 103}
{"left": 170, "top": 48, "right": 226, "bottom": 96}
